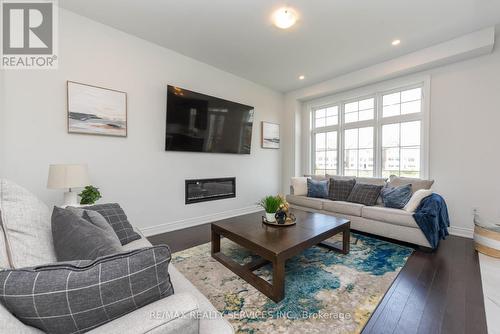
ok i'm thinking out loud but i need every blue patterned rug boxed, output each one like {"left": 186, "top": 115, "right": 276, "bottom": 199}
{"left": 172, "top": 232, "right": 413, "bottom": 334}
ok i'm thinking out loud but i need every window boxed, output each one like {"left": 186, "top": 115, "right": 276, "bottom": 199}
{"left": 315, "top": 106, "right": 338, "bottom": 128}
{"left": 312, "top": 105, "right": 338, "bottom": 176}
{"left": 344, "top": 98, "right": 374, "bottom": 123}
{"left": 314, "top": 131, "right": 337, "bottom": 175}
{"left": 310, "top": 82, "right": 427, "bottom": 178}
{"left": 382, "top": 121, "right": 421, "bottom": 178}
{"left": 344, "top": 127, "right": 374, "bottom": 177}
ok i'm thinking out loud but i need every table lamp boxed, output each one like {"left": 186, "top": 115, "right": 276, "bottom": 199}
{"left": 47, "top": 164, "right": 90, "bottom": 206}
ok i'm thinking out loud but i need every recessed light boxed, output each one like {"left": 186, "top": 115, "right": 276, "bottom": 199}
{"left": 392, "top": 39, "right": 401, "bottom": 46}
{"left": 273, "top": 7, "right": 298, "bottom": 29}
{"left": 299, "top": 75, "right": 305, "bottom": 80}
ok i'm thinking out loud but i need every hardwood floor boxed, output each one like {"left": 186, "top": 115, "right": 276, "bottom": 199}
{"left": 148, "top": 224, "right": 487, "bottom": 334}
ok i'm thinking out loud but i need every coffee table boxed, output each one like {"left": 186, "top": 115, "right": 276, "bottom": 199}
{"left": 211, "top": 209, "right": 350, "bottom": 302}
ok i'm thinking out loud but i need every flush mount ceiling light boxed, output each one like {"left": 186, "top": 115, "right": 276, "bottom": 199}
{"left": 298, "top": 75, "right": 305, "bottom": 80}
{"left": 273, "top": 7, "right": 298, "bottom": 29}
{"left": 392, "top": 39, "right": 401, "bottom": 46}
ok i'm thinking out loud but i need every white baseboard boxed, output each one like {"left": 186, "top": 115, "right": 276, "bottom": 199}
{"left": 140, "top": 205, "right": 262, "bottom": 237}
{"left": 449, "top": 226, "right": 474, "bottom": 239}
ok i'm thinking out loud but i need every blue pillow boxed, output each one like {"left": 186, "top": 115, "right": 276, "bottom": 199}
{"left": 307, "top": 178, "right": 329, "bottom": 198}
{"left": 381, "top": 184, "right": 412, "bottom": 209}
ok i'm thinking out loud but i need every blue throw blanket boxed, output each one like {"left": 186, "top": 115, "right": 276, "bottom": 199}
{"left": 413, "top": 194, "right": 450, "bottom": 249}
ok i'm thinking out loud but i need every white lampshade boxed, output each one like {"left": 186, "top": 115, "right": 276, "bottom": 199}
{"left": 47, "top": 164, "right": 90, "bottom": 189}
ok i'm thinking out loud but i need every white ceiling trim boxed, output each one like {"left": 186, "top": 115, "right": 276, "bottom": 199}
{"left": 286, "top": 27, "right": 495, "bottom": 102}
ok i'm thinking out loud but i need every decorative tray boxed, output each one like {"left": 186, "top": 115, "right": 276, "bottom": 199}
{"left": 262, "top": 215, "right": 296, "bottom": 227}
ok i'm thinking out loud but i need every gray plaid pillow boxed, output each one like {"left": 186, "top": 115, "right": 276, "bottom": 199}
{"left": 82, "top": 203, "right": 141, "bottom": 245}
{"left": 0, "top": 246, "right": 173, "bottom": 334}
{"left": 328, "top": 178, "right": 356, "bottom": 201}
{"left": 347, "top": 183, "right": 383, "bottom": 206}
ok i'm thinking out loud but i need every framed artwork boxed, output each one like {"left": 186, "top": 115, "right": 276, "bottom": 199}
{"left": 67, "top": 81, "right": 127, "bottom": 137}
{"left": 261, "top": 121, "right": 280, "bottom": 149}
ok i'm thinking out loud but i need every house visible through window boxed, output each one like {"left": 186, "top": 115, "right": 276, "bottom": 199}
{"left": 311, "top": 83, "right": 426, "bottom": 178}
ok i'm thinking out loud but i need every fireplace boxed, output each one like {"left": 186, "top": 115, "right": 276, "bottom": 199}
{"left": 185, "top": 177, "right": 236, "bottom": 204}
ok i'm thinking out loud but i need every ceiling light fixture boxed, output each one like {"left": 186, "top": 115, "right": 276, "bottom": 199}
{"left": 392, "top": 39, "right": 401, "bottom": 46}
{"left": 273, "top": 7, "right": 297, "bottom": 29}
{"left": 299, "top": 75, "right": 305, "bottom": 80}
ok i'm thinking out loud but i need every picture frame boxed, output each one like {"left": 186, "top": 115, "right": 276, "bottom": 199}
{"left": 261, "top": 121, "right": 280, "bottom": 149}
{"left": 67, "top": 81, "right": 127, "bottom": 137}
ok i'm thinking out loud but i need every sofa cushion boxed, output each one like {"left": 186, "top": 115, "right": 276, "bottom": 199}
{"left": 51, "top": 207, "right": 123, "bottom": 261}
{"left": 347, "top": 183, "right": 383, "bottom": 206}
{"left": 381, "top": 184, "right": 413, "bottom": 209}
{"left": 388, "top": 175, "right": 434, "bottom": 193}
{"left": 0, "top": 179, "right": 57, "bottom": 268}
{"left": 82, "top": 203, "right": 141, "bottom": 245}
{"left": 286, "top": 195, "right": 324, "bottom": 210}
{"left": 87, "top": 292, "right": 199, "bottom": 334}
{"left": 0, "top": 211, "right": 11, "bottom": 269}
{"left": 328, "top": 178, "right": 356, "bottom": 201}
{"left": 304, "top": 174, "right": 328, "bottom": 181}
{"left": 0, "top": 246, "right": 174, "bottom": 334}
{"left": 291, "top": 177, "right": 308, "bottom": 196}
{"left": 323, "top": 201, "right": 364, "bottom": 217}
{"left": 326, "top": 175, "right": 355, "bottom": 181}
{"left": 306, "top": 179, "right": 329, "bottom": 199}
{"left": 356, "top": 177, "right": 387, "bottom": 186}
{"left": 362, "top": 206, "right": 418, "bottom": 228}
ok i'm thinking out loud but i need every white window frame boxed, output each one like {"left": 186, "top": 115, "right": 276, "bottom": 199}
{"left": 305, "top": 75, "right": 430, "bottom": 178}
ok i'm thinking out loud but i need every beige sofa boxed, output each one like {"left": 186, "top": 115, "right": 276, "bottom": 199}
{"left": 286, "top": 176, "right": 432, "bottom": 248}
{"left": 0, "top": 179, "right": 234, "bottom": 334}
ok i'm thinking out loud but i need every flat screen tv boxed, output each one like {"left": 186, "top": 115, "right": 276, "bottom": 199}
{"left": 165, "top": 85, "right": 254, "bottom": 154}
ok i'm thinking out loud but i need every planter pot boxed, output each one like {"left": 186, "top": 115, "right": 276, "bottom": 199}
{"left": 265, "top": 212, "right": 276, "bottom": 223}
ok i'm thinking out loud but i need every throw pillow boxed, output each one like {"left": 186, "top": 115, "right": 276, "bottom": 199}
{"left": 0, "top": 246, "right": 174, "bottom": 334}
{"left": 82, "top": 203, "right": 141, "bottom": 245}
{"left": 347, "top": 183, "right": 383, "bottom": 206}
{"left": 291, "top": 177, "right": 308, "bottom": 196}
{"left": 404, "top": 189, "right": 433, "bottom": 212}
{"left": 51, "top": 207, "right": 123, "bottom": 261}
{"left": 328, "top": 178, "right": 356, "bottom": 201}
{"left": 307, "top": 178, "right": 329, "bottom": 198}
{"left": 0, "top": 179, "right": 57, "bottom": 268}
{"left": 381, "top": 184, "right": 413, "bottom": 209}
{"left": 388, "top": 175, "right": 434, "bottom": 193}
{"left": 66, "top": 206, "right": 122, "bottom": 245}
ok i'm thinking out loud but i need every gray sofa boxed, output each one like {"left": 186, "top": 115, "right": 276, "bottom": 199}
{"left": 286, "top": 176, "right": 432, "bottom": 248}
{"left": 0, "top": 179, "right": 233, "bottom": 334}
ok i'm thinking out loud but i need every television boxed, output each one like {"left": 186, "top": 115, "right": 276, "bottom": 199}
{"left": 165, "top": 85, "right": 254, "bottom": 154}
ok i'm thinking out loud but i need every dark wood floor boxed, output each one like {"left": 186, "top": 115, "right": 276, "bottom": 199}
{"left": 148, "top": 224, "right": 487, "bottom": 334}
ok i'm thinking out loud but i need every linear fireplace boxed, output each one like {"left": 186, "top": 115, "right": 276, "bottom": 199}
{"left": 185, "top": 177, "right": 236, "bottom": 204}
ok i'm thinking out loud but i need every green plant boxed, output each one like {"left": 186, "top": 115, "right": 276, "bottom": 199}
{"left": 258, "top": 195, "right": 282, "bottom": 213}
{"left": 79, "top": 185, "right": 102, "bottom": 205}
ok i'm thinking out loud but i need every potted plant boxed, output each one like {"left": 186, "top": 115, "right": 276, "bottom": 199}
{"left": 78, "top": 185, "right": 102, "bottom": 205}
{"left": 258, "top": 195, "right": 282, "bottom": 222}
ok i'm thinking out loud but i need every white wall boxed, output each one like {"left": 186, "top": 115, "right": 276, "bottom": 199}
{"left": 283, "top": 29, "right": 500, "bottom": 236}
{"left": 0, "top": 9, "right": 284, "bottom": 235}
{"left": 429, "top": 46, "right": 500, "bottom": 235}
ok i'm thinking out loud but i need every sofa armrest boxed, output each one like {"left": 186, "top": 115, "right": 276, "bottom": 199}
{"left": 88, "top": 293, "right": 199, "bottom": 334}
{"left": 290, "top": 185, "right": 294, "bottom": 195}
{"left": 0, "top": 304, "right": 43, "bottom": 334}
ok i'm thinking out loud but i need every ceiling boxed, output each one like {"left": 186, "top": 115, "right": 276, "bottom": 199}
{"left": 60, "top": 0, "right": 500, "bottom": 92}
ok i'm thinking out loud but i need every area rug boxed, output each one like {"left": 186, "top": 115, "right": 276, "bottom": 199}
{"left": 172, "top": 233, "right": 413, "bottom": 334}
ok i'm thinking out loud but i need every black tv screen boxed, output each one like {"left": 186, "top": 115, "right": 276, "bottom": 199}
{"left": 166, "top": 85, "right": 254, "bottom": 154}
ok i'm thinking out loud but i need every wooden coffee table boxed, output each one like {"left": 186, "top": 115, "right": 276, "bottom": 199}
{"left": 211, "top": 209, "right": 350, "bottom": 302}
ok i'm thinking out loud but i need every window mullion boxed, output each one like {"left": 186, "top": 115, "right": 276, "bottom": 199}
{"left": 339, "top": 102, "right": 345, "bottom": 176}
